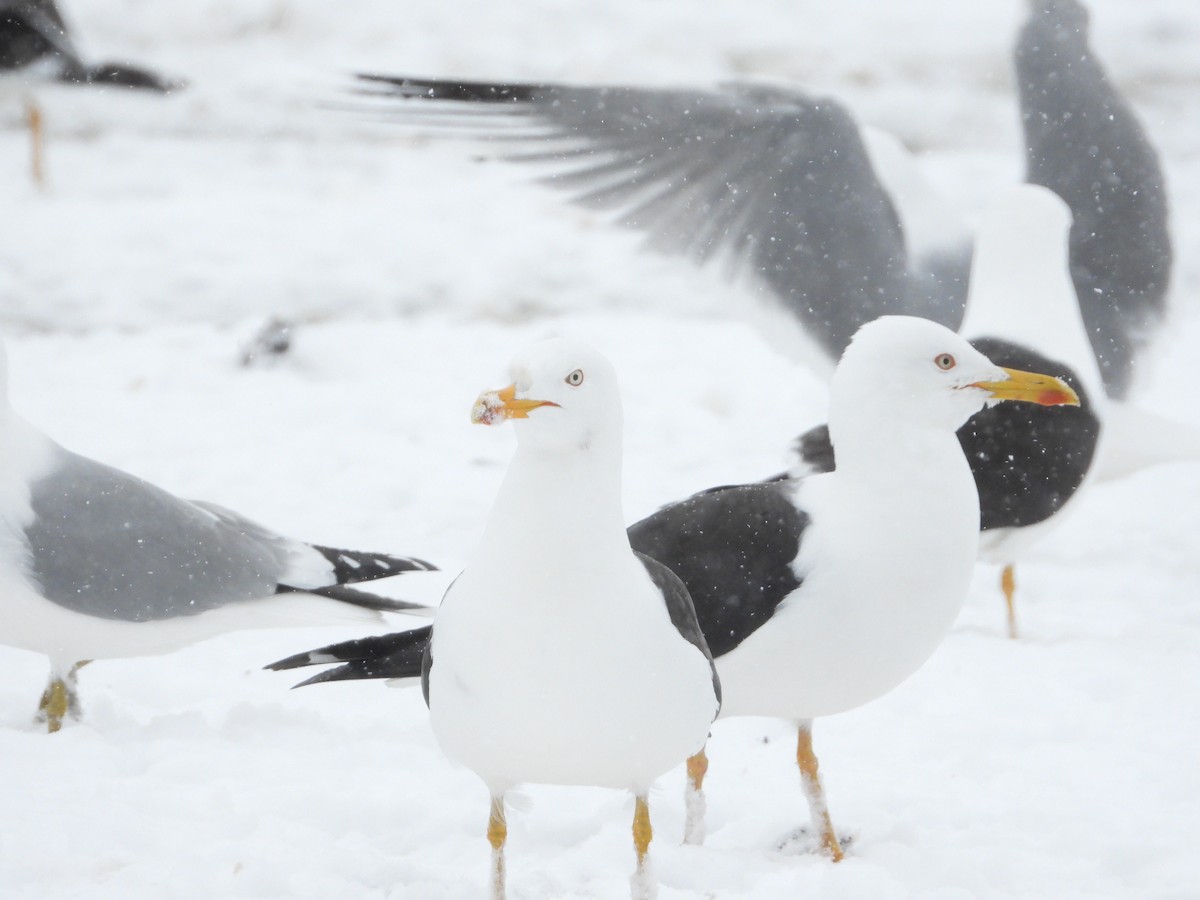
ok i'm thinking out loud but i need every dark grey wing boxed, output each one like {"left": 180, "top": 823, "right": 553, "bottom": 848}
{"left": 265, "top": 625, "right": 433, "bottom": 691}
{"left": 1016, "top": 0, "right": 1171, "bottom": 399}
{"left": 958, "top": 337, "right": 1101, "bottom": 531}
{"left": 296, "top": 543, "right": 436, "bottom": 585}
{"left": 634, "top": 552, "right": 720, "bottom": 709}
{"left": 786, "top": 338, "right": 1102, "bottom": 533}
{"left": 0, "top": 0, "right": 82, "bottom": 76}
{"left": 627, "top": 481, "right": 808, "bottom": 659}
{"left": 353, "top": 74, "right": 967, "bottom": 360}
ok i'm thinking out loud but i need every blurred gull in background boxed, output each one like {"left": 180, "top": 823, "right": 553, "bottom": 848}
{"left": 0, "top": 0, "right": 182, "bottom": 185}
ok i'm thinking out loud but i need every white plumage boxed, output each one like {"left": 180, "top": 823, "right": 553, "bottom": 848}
{"left": 428, "top": 337, "right": 719, "bottom": 900}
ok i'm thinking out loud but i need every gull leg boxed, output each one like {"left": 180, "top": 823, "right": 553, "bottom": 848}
{"left": 796, "top": 720, "right": 844, "bottom": 861}
{"left": 36, "top": 660, "right": 91, "bottom": 733}
{"left": 487, "top": 794, "right": 507, "bottom": 900}
{"left": 683, "top": 747, "right": 709, "bottom": 845}
{"left": 1002, "top": 564, "right": 1019, "bottom": 639}
{"left": 66, "top": 660, "right": 91, "bottom": 720}
{"left": 630, "top": 793, "right": 657, "bottom": 900}
{"left": 26, "top": 99, "right": 46, "bottom": 188}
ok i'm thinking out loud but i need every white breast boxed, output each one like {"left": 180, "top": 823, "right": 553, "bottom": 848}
{"left": 716, "top": 455, "right": 979, "bottom": 719}
{"left": 428, "top": 555, "right": 718, "bottom": 793}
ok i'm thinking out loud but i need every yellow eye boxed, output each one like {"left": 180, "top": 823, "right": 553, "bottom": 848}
{"left": 934, "top": 353, "right": 956, "bottom": 371}
{"left": 565, "top": 369, "right": 585, "bottom": 386}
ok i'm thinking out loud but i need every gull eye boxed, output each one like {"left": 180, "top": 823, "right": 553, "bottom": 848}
{"left": 565, "top": 369, "right": 585, "bottom": 387}
{"left": 934, "top": 353, "right": 956, "bottom": 371}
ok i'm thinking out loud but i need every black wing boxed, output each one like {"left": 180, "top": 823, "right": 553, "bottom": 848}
{"left": 1016, "top": 0, "right": 1171, "bottom": 398}
{"left": 627, "top": 481, "right": 808, "bottom": 659}
{"left": 635, "top": 552, "right": 720, "bottom": 709}
{"left": 959, "top": 337, "right": 1101, "bottom": 531}
{"left": 308, "top": 545, "right": 436, "bottom": 585}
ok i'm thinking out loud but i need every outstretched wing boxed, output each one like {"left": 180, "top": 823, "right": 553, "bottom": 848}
{"left": 353, "top": 74, "right": 969, "bottom": 360}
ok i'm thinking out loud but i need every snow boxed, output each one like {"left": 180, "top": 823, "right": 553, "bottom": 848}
{"left": 1, "top": 0, "right": 1199, "bottom": 897}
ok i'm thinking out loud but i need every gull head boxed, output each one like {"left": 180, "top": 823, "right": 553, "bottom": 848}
{"left": 832, "top": 316, "right": 1079, "bottom": 437}
{"left": 471, "top": 337, "right": 623, "bottom": 453}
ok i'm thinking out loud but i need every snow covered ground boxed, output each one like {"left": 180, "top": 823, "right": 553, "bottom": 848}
{"left": 2, "top": 1, "right": 1199, "bottom": 897}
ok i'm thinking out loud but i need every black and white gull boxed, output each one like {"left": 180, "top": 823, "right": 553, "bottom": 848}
{"left": 346, "top": 0, "right": 1170, "bottom": 401}
{"left": 1, "top": 0, "right": 182, "bottom": 184}
{"left": 271, "top": 317, "right": 1079, "bottom": 859}
{"left": 0, "top": 341, "right": 434, "bottom": 733}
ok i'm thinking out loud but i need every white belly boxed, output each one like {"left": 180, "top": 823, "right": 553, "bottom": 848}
{"left": 428, "top": 565, "right": 718, "bottom": 793}
{"left": 717, "top": 472, "right": 978, "bottom": 720}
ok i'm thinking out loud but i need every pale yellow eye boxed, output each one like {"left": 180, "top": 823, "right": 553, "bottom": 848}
{"left": 565, "top": 369, "right": 585, "bottom": 386}
{"left": 934, "top": 353, "right": 956, "bottom": 371}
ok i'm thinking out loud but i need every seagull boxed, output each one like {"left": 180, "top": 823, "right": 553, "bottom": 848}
{"left": 0, "top": 341, "right": 434, "bottom": 733}
{"left": 278, "top": 338, "right": 720, "bottom": 899}
{"left": 1016, "top": 0, "right": 1171, "bottom": 399}
{"left": 345, "top": 0, "right": 1169, "bottom": 400}
{"left": 270, "top": 316, "right": 1079, "bottom": 860}
{"left": 791, "top": 185, "right": 1105, "bottom": 638}
{"left": 1, "top": 0, "right": 182, "bottom": 185}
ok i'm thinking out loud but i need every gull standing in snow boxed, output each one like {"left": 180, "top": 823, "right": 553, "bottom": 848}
{"left": 1, "top": 0, "right": 182, "bottom": 185}
{"left": 0, "top": 341, "right": 434, "bottom": 733}
{"left": 625, "top": 316, "right": 1078, "bottom": 854}
{"left": 281, "top": 337, "right": 720, "bottom": 900}
{"left": 271, "top": 317, "right": 1079, "bottom": 860}
{"left": 793, "top": 185, "right": 1105, "bottom": 637}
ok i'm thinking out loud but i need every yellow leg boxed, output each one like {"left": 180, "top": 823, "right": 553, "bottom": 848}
{"left": 36, "top": 661, "right": 91, "bottom": 732}
{"left": 796, "top": 720, "right": 844, "bottom": 862}
{"left": 683, "top": 748, "right": 709, "bottom": 845}
{"left": 1002, "top": 564, "right": 1018, "bottom": 640}
{"left": 37, "top": 676, "right": 70, "bottom": 734}
{"left": 631, "top": 794, "right": 656, "bottom": 899}
{"left": 27, "top": 100, "right": 45, "bottom": 189}
{"left": 487, "top": 794, "right": 507, "bottom": 900}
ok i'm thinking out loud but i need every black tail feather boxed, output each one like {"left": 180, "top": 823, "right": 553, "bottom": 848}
{"left": 275, "top": 583, "right": 433, "bottom": 616}
{"left": 266, "top": 626, "right": 432, "bottom": 687}
{"left": 312, "top": 545, "right": 437, "bottom": 585}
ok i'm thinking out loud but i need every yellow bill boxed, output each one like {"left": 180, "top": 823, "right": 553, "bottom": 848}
{"left": 471, "top": 383, "right": 560, "bottom": 425}
{"left": 970, "top": 367, "right": 1081, "bottom": 407}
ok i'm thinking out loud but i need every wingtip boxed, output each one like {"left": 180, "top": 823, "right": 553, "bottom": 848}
{"left": 265, "top": 650, "right": 322, "bottom": 672}
{"left": 292, "top": 668, "right": 345, "bottom": 688}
